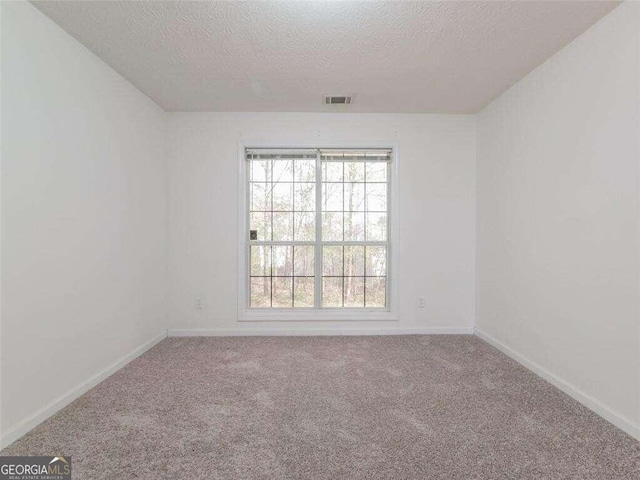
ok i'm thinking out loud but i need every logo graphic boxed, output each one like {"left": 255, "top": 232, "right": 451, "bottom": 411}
{"left": 0, "top": 456, "right": 72, "bottom": 480}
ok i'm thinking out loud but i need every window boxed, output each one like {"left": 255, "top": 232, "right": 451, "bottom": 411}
{"left": 244, "top": 148, "right": 392, "bottom": 312}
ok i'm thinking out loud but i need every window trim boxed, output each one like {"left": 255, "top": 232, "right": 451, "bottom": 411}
{"left": 237, "top": 141, "right": 399, "bottom": 322}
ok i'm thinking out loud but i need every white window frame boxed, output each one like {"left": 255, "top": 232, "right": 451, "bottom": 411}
{"left": 237, "top": 141, "right": 399, "bottom": 322}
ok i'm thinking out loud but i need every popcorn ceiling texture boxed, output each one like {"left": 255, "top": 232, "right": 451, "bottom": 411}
{"left": 31, "top": 1, "right": 618, "bottom": 113}
{"left": 2, "top": 336, "right": 639, "bottom": 479}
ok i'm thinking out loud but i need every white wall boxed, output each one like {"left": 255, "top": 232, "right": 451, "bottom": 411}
{"left": 476, "top": 1, "right": 640, "bottom": 437}
{"left": 1, "top": 1, "right": 168, "bottom": 443}
{"left": 167, "top": 113, "right": 476, "bottom": 334}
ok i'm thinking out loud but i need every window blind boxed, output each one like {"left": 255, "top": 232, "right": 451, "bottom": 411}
{"left": 246, "top": 149, "right": 392, "bottom": 162}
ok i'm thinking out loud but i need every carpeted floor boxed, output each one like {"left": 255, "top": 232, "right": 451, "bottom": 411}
{"left": 2, "top": 335, "right": 639, "bottom": 479}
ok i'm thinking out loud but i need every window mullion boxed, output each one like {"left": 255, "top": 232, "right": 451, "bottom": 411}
{"left": 314, "top": 150, "right": 322, "bottom": 308}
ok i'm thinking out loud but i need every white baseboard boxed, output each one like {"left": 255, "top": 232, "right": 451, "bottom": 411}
{"left": 168, "top": 326, "right": 474, "bottom": 337}
{"left": 0, "top": 330, "right": 168, "bottom": 450}
{"left": 475, "top": 328, "right": 640, "bottom": 441}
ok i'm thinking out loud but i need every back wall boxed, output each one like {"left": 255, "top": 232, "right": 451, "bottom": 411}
{"left": 166, "top": 113, "right": 476, "bottom": 334}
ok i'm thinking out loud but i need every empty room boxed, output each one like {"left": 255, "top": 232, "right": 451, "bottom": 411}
{"left": 1, "top": 0, "right": 639, "bottom": 478}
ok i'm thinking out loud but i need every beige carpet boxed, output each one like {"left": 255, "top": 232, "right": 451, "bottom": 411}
{"left": 2, "top": 335, "right": 639, "bottom": 479}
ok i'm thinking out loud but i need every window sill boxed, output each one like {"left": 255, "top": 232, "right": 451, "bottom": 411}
{"left": 239, "top": 309, "right": 398, "bottom": 322}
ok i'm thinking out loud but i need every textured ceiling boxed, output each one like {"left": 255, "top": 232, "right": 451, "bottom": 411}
{"left": 31, "top": 1, "right": 619, "bottom": 113}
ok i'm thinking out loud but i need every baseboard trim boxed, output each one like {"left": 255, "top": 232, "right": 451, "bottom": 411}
{"left": 168, "top": 326, "right": 474, "bottom": 337}
{"left": 0, "top": 330, "right": 168, "bottom": 450}
{"left": 475, "top": 328, "right": 640, "bottom": 441}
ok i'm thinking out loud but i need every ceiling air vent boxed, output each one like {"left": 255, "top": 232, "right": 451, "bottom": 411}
{"left": 324, "top": 95, "right": 352, "bottom": 105}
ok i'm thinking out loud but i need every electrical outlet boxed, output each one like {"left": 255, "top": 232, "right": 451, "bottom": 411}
{"left": 417, "top": 297, "right": 425, "bottom": 308}
{"left": 195, "top": 297, "right": 204, "bottom": 310}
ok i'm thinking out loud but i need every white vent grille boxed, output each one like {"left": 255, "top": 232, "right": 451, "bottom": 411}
{"left": 324, "top": 95, "right": 352, "bottom": 105}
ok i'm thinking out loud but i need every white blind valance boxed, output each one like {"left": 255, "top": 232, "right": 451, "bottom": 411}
{"left": 320, "top": 149, "right": 392, "bottom": 162}
{"left": 246, "top": 148, "right": 392, "bottom": 161}
{"left": 246, "top": 149, "right": 317, "bottom": 160}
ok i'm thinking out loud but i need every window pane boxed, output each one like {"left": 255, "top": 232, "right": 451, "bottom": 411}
{"left": 294, "top": 277, "right": 314, "bottom": 307}
{"left": 272, "top": 245, "right": 293, "bottom": 276}
{"left": 294, "top": 183, "right": 315, "bottom": 212}
{"left": 294, "top": 246, "right": 315, "bottom": 276}
{"left": 250, "top": 212, "right": 272, "bottom": 241}
{"left": 344, "top": 246, "right": 365, "bottom": 276}
{"left": 344, "top": 183, "right": 365, "bottom": 211}
{"left": 322, "top": 277, "right": 342, "bottom": 307}
{"left": 322, "top": 162, "right": 343, "bottom": 182}
{"left": 366, "top": 162, "right": 387, "bottom": 182}
{"left": 344, "top": 162, "right": 365, "bottom": 182}
{"left": 365, "top": 277, "right": 386, "bottom": 308}
{"left": 250, "top": 183, "right": 271, "bottom": 212}
{"left": 322, "top": 183, "right": 343, "bottom": 211}
{"left": 251, "top": 160, "right": 271, "bottom": 183}
{"left": 344, "top": 212, "right": 365, "bottom": 241}
{"left": 294, "top": 159, "right": 316, "bottom": 182}
{"left": 294, "top": 212, "right": 315, "bottom": 241}
{"left": 272, "top": 159, "right": 293, "bottom": 182}
{"left": 248, "top": 149, "right": 390, "bottom": 311}
{"left": 250, "top": 246, "right": 271, "bottom": 276}
{"left": 366, "top": 212, "right": 387, "bottom": 241}
{"left": 323, "top": 246, "right": 343, "bottom": 276}
{"left": 366, "top": 184, "right": 387, "bottom": 211}
{"left": 272, "top": 277, "right": 293, "bottom": 307}
{"left": 273, "top": 183, "right": 293, "bottom": 210}
{"left": 366, "top": 246, "right": 387, "bottom": 277}
{"left": 344, "top": 277, "right": 365, "bottom": 307}
{"left": 250, "top": 277, "right": 271, "bottom": 307}
{"left": 322, "top": 212, "right": 343, "bottom": 241}
{"left": 273, "top": 212, "right": 293, "bottom": 241}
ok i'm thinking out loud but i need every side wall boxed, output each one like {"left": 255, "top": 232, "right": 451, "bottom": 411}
{"left": 476, "top": 2, "right": 640, "bottom": 437}
{"left": 1, "top": 1, "right": 168, "bottom": 445}
{"left": 167, "top": 113, "right": 476, "bottom": 334}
